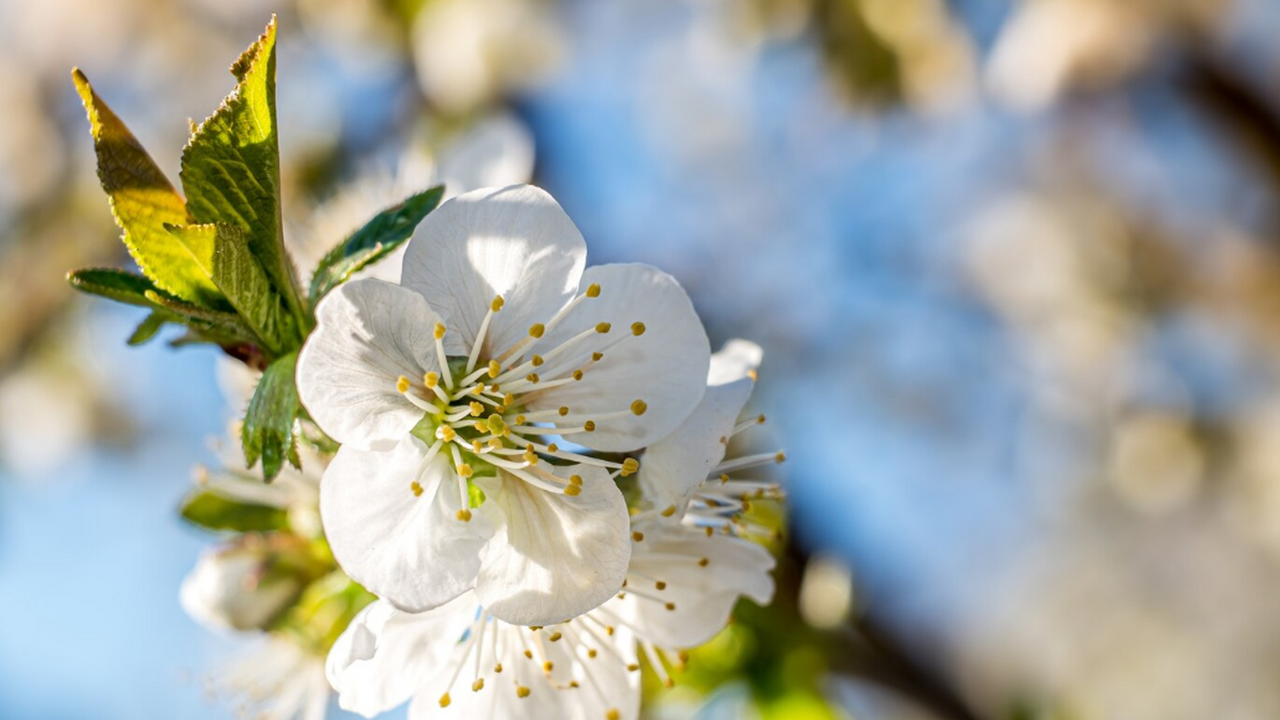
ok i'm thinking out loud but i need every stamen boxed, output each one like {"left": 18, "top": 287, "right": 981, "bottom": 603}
{"left": 630, "top": 322, "right": 645, "bottom": 336}
{"left": 466, "top": 296, "right": 504, "bottom": 374}
{"left": 434, "top": 323, "right": 454, "bottom": 390}
{"left": 630, "top": 399, "right": 647, "bottom": 416}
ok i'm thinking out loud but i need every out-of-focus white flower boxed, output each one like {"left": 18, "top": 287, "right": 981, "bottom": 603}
{"left": 411, "top": 0, "right": 565, "bottom": 113}
{"left": 211, "top": 637, "right": 331, "bottom": 720}
{"left": 297, "top": 184, "right": 711, "bottom": 625}
{"left": 326, "top": 518, "right": 774, "bottom": 720}
{"left": 181, "top": 538, "right": 308, "bottom": 633}
{"left": 638, "top": 340, "right": 785, "bottom": 532}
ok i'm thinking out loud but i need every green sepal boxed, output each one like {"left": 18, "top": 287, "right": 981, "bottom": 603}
{"left": 271, "top": 571, "right": 376, "bottom": 655}
{"left": 179, "top": 488, "right": 289, "bottom": 532}
{"left": 308, "top": 185, "right": 446, "bottom": 302}
{"left": 179, "top": 16, "right": 308, "bottom": 332}
{"left": 242, "top": 350, "right": 300, "bottom": 481}
{"left": 70, "top": 69, "right": 224, "bottom": 307}
{"left": 167, "top": 222, "right": 301, "bottom": 354}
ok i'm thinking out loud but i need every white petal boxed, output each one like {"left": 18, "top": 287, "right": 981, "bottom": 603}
{"left": 612, "top": 522, "right": 775, "bottom": 649}
{"left": 707, "top": 339, "right": 763, "bottom": 386}
{"left": 320, "top": 438, "right": 492, "bottom": 612}
{"left": 472, "top": 465, "right": 631, "bottom": 625}
{"left": 638, "top": 340, "right": 761, "bottom": 513}
{"left": 328, "top": 596, "right": 479, "bottom": 718}
{"left": 400, "top": 185, "right": 585, "bottom": 359}
{"left": 530, "top": 263, "right": 711, "bottom": 452}
{"left": 297, "top": 279, "right": 441, "bottom": 450}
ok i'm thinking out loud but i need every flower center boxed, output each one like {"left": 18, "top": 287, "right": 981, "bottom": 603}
{"left": 394, "top": 284, "right": 649, "bottom": 519}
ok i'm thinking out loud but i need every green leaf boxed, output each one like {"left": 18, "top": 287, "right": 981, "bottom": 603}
{"left": 71, "top": 69, "right": 224, "bottom": 307}
{"left": 178, "top": 16, "right": 307, "bottom": 332}
{"left": 308, "top": 185, "right": 446, "bottom": 302}
{"left": 142, "top": 288, "right": 260, "bottom": 341}
{"left": 167, "top": 223, "right": 300, "bottom": 353}
{"left": 180, "top": 488, "right": 288, "bottom": 532}
{"left": 67, "top": 268, "right": 166, "bottom": 307}
{"left": 127, "top": 312, "right": 169, "bottom": 346}
{"left": 242, "top": 350, "right": 300, "bottom": 481}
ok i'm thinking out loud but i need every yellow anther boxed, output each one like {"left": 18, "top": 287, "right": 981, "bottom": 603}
{"left": 547, "top": 443, "right": 559, "bottom": 453}
{"left": 411, "top": 481, "right": 424, "bottom": 497}
{"left": 494, "top": 663, "right": 503, "bottom": 673}
{"left": 514, "top": 415, "right": 526, "bottom": 425}
{"left": 631, "top": 322, "right": 646, "bottom": 336}
{"left": 661, "top": 504, "right": 676, "bottom": 517}
{"left": 491, "top": 295, "right": 505, "bottom": 312}
{"left": 776, "top": 451, "right": 787, "bottom": 463}
{"left": 747, "top": 369, "right": 758, "bottom": 381}
{"left": 549, "top": 631, "right": 563, "bottom": 642}
{"left": 529, "top": 323, "right": 545, "bottom": 338}
{"left": 424, "top": 371, "right": 439, "bottom": 388}
{"left": 626, "top": 663, "right": 638, "bottom": 671}
{"left": 631, "top": 531, "right": 644, "bottom": 542}
{"left": 592, "top": 352, "right": 604, "bottom": 362}
{"left": 523, "top": 450, "right": 538, "bottom": 466}
{"left": 488, "top": 359, "right": 501, "bottom": 378}
{"left": 439, "top": 693, "right": 451, "bottom": 708}
{"left": 678, "top": 650, "right": 690, "bottom": 664}
{"left": 699, "top": 557, "right": 710, "bottom": 567}
{"left": 606, "top": 626, "right": 616, "bottom": 636}
{"left": 583, "top": 420, "right": 596, "bottom": 432}
{"left": 572, "top": 369, "right": 584, "bottom": 381}
{"left": 471, "top": 384, "right": 485, "bottom": 396}
{"left": 620, "top": 458, "right": 639, "bottom": 477}
{"left": 588, "top": 649, "right": 598, "bottom": 658}
{"left": 467, "top": 401, "right": 481, "bottom": 417}
{"left": 526, "top": 373, "right": 540, "bottom": 383}
{"left": 434, "top": 323, "right": 447, "bottom": 340}
{"left": 569, "top": 681, "right": 580, "bottom": 688}
{"left": 396, "top": 376, "right": 411, "bottom": 393}
{"left": 757, "top": 414, "right": 767, "bottom": 424}
{"left": 439, "top": 426, "right": 457, "bottom": 442}
{"left": 532, "top": 354, "right": 544, "bottom": 367}
{"left": 655, "top": 580, "right": 667, "bottom": 590}
{"left": 720, "top": 473, "right": 730, "bottom": 484}
{"left": 705, "top": 527, "right": 714, "bottom": 537}
{"left": 516, "top": 686, "right": 531, "bottom": 699}
{"left": 489, "top": 438, "right": 504, "bottom": 449}
{"left": 472, "top": 679, "right": 485, "bottom": 692}
{"left": 630, "top": 399, "right": 648, "bottom": 416}
{"left": 595, "top": 322, "right": 611, "bottom": 334}
{"left": 607, "top": 710, "right": 621, "bottom": 720}
{"left": 586, "top": 283, "right": 601, "bottom": 298}
{"left": 564, "top": 484, "right": 581, "bottom": 496}
{"left": 569, "top": 474, "right": 583, "bottom": 486}
{"left": 457, "top": 463, "right": 474, "bottom": 478}
{"left": 558, "top": 406, "right": 569, "bottom": 416}
{"left": 543, "top": 661, "right": 554, "bottom": 673}
{"left": 665, "top": 602, "right": 676, "bottom": 611}
{"left": 504, "top": 393, "right": 516, "bottom": 406}
{"left": 457, "top": 508, "right": 473, "bottom": 522}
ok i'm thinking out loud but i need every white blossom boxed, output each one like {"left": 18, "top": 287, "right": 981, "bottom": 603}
{"left": 297, "top": 184, "right": 711, "bottom": 625}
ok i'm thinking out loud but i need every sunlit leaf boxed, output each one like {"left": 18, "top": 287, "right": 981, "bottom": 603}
{"left": 179, "top": 488, "right": 288, "bottom": 532}
{"left": 71, "top": 70, "right": 224, "bottom": 307}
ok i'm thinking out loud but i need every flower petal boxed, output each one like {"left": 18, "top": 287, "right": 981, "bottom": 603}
{"left": 327, "top": 596, "right": 478, "bottom": 718}
{"left": 612, "top": 522, "right": 775, "bottom": 649}
{"left": 320, "top": 438, "right": 492, "bottom": 612}
{"left": 400, "top": 185, "right": 586, "bottom": 359}
{"left": 297, "top": 278, "right": 441, "bottom": 450}
{"left": 639, "top": 340, "right": 761, "bottom": 514}
{"left": 472, "top": 465, "right": 631, "bottom": 625}
{"left": 529, "top": 263, "right": 711, "bottom": 452}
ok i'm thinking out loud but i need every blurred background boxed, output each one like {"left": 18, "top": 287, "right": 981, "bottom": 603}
{"left": 4, "top": 0, "right": 1280, "bottom": 718}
